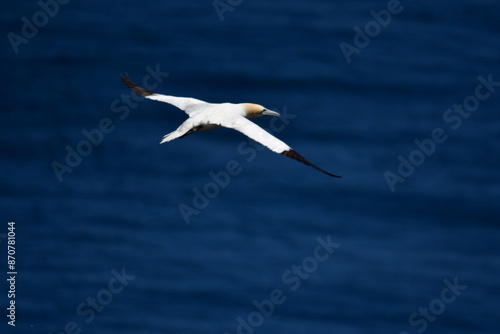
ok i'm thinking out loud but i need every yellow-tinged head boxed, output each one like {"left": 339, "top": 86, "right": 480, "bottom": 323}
{"left": 241, "top": 103, "right": 281, "bottom": 118}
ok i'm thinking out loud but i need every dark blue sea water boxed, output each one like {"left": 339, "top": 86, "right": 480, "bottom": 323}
{"left": 1, "top": 0, "right": 499, "bottom": 333}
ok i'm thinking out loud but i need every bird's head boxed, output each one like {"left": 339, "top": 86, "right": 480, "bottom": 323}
{"left": 241, "top": 103, "right": 281, "bottom": 119}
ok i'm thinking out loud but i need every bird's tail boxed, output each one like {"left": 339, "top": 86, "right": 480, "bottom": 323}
{"left": 160, "top": 130, "right": 183, "bottom": 144}
{"left": 160, "top": 119, "right": 198, "bottom": 144}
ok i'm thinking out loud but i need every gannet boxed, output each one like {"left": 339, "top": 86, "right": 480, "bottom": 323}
{"left": 121, "top": 75, "right": 341, "bottom": 178}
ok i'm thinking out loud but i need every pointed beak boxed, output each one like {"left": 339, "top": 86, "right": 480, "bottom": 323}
{"left": 262, "top": 109, "right": 280, "bottom": 117}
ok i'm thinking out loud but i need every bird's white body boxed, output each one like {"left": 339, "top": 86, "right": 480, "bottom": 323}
{"left": 161, "top": 103, "right": 290, "bottom": 154}
{"left": 121, "top": 75, "right": 340, "bottom": 178}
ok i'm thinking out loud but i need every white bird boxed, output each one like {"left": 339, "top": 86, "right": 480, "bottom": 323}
{"left": 121, "top": 75, "right": 341, "bottom": 178}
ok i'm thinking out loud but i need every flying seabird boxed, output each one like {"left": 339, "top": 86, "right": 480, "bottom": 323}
{"left": 121, "top": 75, "right": 341, "bottom": 178}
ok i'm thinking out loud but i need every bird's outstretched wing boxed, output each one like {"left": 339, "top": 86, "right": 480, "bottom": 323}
{"left": 220, "top": 117, "right": 341, "bottom": 178}
{"left": 120, "top": 75, "right": 207, "bottom": 115}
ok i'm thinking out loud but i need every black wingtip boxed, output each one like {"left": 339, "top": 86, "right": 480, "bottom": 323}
{"left": 281, "top": 149, "right": 342, "bottom": 178}
{"left": 120, "top": 74, "right": 156, "bottom": 97}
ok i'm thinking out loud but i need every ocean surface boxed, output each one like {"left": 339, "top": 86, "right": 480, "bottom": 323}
{"left": 1, "top": 0, "right": 499, "bottom": 333}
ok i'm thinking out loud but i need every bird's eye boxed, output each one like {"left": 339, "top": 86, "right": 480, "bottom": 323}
{"left": 261, "top": 108, "right": 266, "bottom": 113}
